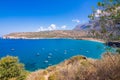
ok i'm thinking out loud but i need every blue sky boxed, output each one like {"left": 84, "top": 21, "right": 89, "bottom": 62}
{"left": 0, "top": 0, "right": 101, "bottom": 35}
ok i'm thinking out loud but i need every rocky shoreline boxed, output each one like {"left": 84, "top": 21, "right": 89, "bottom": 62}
{"left": 3, "top": 36, "right": 120, "bottom": 48}
{"left": 2, "top": 31, "right": 120, "bottom": 45}
{"left": 1, "top": 36, "right": 105, "bottom": 43}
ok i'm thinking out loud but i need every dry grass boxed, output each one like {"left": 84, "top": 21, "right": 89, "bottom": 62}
{"left": 26, "top": 54, "right": 120, "bottom": 80}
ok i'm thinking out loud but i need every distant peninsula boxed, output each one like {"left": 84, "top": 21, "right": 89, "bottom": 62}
{"left": 2, "top": 30, "right": 88, "bottom": 39}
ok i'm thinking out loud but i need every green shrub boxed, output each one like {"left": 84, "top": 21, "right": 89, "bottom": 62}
{"left": 116, "top": 48, "right": 120, "bottom": 54}
{"left": 48, "top": 74, "right": 56, "bottom": 80}
{"left": 40, "top": 76, "right": 46, "bottom": 80}
{"left": 66, "top": 55, "right": 86, "bottom": 65}
{"left": 0, "top": 56, "right": 27, "bottom": 80}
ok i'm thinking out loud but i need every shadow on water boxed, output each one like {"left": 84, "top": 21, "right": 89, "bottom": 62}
{"left": 106, "top": 42, "right": 120, "bottom": 48}
{"left": 24, "top": 61, "right": 37, "bottom": 71}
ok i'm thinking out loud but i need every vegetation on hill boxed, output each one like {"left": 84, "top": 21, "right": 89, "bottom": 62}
{"left": 0, "top": 0, "right": 120, "bottom": 80}
{"left": 0, "top": 53, "right": 120, "bottom": 80}
{"left": 116, "top": 48, "right": 120, "bottom": 53}
{"left": 3, "top": 30, "right": 87, "bottom": 39}
{"left": 0, "top": 56, "right": 28, "bottom": 80}
{"left": 26, "top": 53, "right": 120, "bottom": 80}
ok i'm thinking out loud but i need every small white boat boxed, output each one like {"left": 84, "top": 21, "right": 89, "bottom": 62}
{"left": 11, "top": 48, "right": 15, "bottom": 51}
{"left": 104, "top": 47, "right": 106, "bottom": 49}
{"left": 36, "top": 53, "right": 40, "bottom": 56}
{"left": 48, "top": 56, "right": 51, "bottom": 58}
{"left": 49, "top": 53, "right": 52, "bottom": 55}
{"left": 48, "top": 64, "right": 52, "bottom": 66}
{"left": 54, "top": 49, "right": 58, "bottom": 51}
{"left": 64, "top": 50, "right": 67, "bottom": 54}
{"left": 44, "top": 60, "right": 48, "bottom": 63}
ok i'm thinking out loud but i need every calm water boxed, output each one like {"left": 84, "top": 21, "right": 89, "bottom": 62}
{"left": 0, "top": 39, "right": 106, "bottom": 71}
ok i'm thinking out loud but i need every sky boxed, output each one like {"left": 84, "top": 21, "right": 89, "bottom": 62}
{"left": 0, "top": 0, "right": 101, "bottom": 36}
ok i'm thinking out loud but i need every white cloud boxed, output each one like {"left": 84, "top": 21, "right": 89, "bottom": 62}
{"left": 37, "top": 24, "right": 69, "bottom": 31}
{"left": 72, "top": 19, "right": 80, "bottom": 23}
{"left": 38, "top": 27, "right": 47, "bottom": 31}
{"left": 61, "top": 25, "right": 67, "bottom": 29}
{"left": 38, "top": 24, "right": 57, "bottom": 31}
{"left": 48, "top": 24, "right": 56, "bottom": 30}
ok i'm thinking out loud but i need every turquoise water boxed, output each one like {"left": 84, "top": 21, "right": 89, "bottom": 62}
{"left": 0, "top": 39, "right": 106, "bottom": 71}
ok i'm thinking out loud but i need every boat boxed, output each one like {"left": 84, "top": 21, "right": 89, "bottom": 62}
{"left": 48, "top": 64, "right": 52, "bottom": 66}
{"left": 54, "top": 49, "right": 58, "bottom": 51}
{"left": 48, "top": 56, "right": 51, "bottom": 58}
{"left": 44, "top": 60, "right": 48, "bottom": 63}
{"left": 36, "top": 53, "right": 40, "bottom": 56}
{"left": 11, "top": 48, "right": 15, "bottom": 51}
{"left": 49, "top": 53, "right": 52, "bottom": 55}
{"left": 64, "top": 50, "right": 67, "bottom": 54}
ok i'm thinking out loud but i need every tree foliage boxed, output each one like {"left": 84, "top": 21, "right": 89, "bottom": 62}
{"left": 116, "top": 48, "right": 120, "bottom": 54}
{"left": 89, "top": 0, "right": 120, "bottom": 41}
{"left": 0, "top": 56, "right": 28, "bottom": 80}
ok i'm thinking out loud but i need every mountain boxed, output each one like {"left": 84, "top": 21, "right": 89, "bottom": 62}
{"left": 73, "top": 21, "right": 101, "bottom": 31}
{"left": 73, "top": 23, "right": 92, "bottom": 31}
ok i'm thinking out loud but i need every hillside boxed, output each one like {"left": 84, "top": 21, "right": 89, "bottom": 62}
{"left": 26, "top": 53, "right": 120, "bottom": 80}
{"left": 2, "top": 30, "right": 88, "bottom": 39}
{"left": 73, "top": 20, "right": 103, "bottom": 31}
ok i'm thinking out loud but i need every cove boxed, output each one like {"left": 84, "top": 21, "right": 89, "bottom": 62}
{"left": 0, "top": 39, "right": 106, "bottom": 71}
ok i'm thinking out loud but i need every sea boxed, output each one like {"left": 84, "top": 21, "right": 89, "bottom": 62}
{"left": 0, "top": 38, "right": 107, "bottom": 71}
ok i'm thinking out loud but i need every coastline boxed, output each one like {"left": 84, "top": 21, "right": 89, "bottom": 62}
{"left": 1, "top": 36, "right": 105, "bottom": 43}
{"left": 1, "top": 36, "right": 73, "bottom": 40}
{"left": 79, "top": 38, "right": 105, "bottom": 43}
